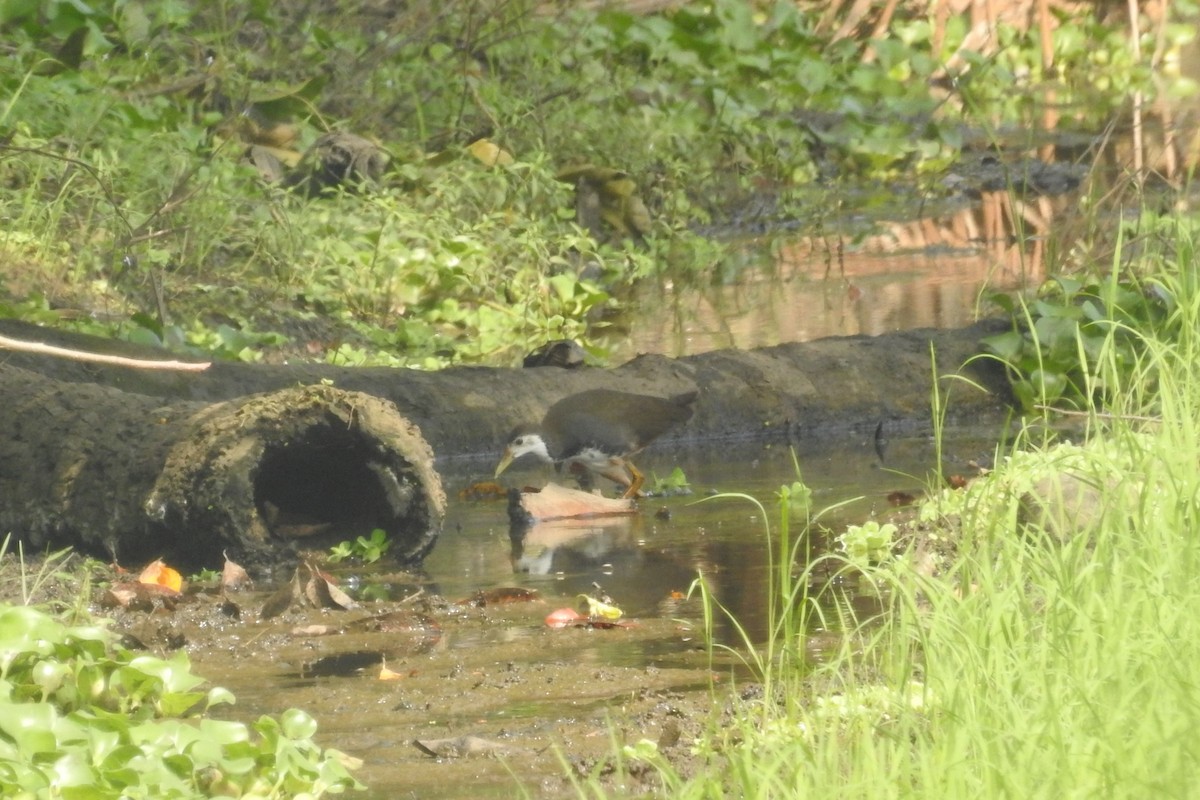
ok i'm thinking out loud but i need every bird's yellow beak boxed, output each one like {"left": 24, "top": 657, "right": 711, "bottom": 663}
{"left": 494, "top": 447, "right": 515, "bottom": 478}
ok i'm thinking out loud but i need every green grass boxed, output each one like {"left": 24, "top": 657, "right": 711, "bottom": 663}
{"left": 0, "top": 0, "right": 1168, "bottom": 368}
{"left": 589, "top": 222, "right": 1200, "bottom": 798}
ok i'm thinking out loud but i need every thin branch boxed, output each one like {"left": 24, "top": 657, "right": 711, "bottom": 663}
{"left": 0, "top": 334, "right": 211, "bottom": 371}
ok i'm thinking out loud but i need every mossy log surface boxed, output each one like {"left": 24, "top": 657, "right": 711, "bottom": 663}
{"left": 0, "top": 362, "right": 445, "bottom": 570}
{"left": 0, "top": 318, "right": 1014, "bottom": 466}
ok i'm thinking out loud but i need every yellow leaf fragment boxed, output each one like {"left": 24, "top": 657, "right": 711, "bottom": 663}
{"left": 467, "top": 138, "right": 514, "bottom": 167}
{"left": 577, "top": 593, "right": 623, "bottom": 620}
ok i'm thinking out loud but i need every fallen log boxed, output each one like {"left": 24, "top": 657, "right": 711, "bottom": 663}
{"left": 0, "top": 318, "right": 1016, "bottom": 465}
{"left": 0, "top": 364, "right": 444, "bottom": 571}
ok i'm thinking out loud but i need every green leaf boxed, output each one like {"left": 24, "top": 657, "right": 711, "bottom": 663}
{"left": 980, "top": 331, "right": 1025, "bottom": 361}
{"left": 280, "top": 708, "right": 319, "bottom": 740}
{"left": 50, "top": 750, "right": 97, "bottom": 789}
{"left": 0, "top": 701, "right": 58, "bottom": 753}
{"left": 1029, "top": 368, "right": 1067, "bottom": 405}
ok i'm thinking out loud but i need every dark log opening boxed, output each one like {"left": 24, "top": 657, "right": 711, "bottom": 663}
{"left": 253, "top": 426, "right": 419, "bottom": 545}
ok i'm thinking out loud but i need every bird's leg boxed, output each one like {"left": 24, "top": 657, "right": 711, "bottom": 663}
{"left": 566, "top": 461, "right": 596, "bottom": 493}
{"left": 621, "top": 462, "right": 645, "bottom": 499}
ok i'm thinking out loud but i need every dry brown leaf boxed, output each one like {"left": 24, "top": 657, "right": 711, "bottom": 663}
{"left": 100, "top": 581, "right": 181, "bottom": 611}
{"left": 303, "top": 563, "right": 357, "bottom": 611}
{"left": 462, "top": 587, "right": 541, "bottom": 607}
{"left": 221, "top": 550, "right": 253, "bottom": 591}
{"left": 260, "top": 568, "right": 302, "bottom": 619}
{"left": 292, "top": 624, "right": 341, "bottom": 637}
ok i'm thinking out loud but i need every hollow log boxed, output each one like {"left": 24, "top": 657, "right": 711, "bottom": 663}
{"left": 0, "top": 364, "right": 445, "bottom": 571}
{"left": 0, "top": 317, "right": 1015, "bottom": 466}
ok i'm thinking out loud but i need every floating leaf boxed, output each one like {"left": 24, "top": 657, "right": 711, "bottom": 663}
{"left": 378, "top": 658, "right": 405, "bottom": 681}
{"left": 545, "top": 607, "right": 586, "bottom": 628}
{"left": 463, "top": 587, "right": 541, "bottom": 607}
{"left": 578, "top": 594, "right": 623, "bottom": 620}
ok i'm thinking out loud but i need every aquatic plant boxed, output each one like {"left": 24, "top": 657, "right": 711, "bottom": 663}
{"left": 0, "top": 604, "right": 361, "bottom": 798}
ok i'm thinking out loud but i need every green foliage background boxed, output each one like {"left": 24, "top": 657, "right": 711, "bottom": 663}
{"left": 0, "top": 0, "right": 1172, "bottom": 367}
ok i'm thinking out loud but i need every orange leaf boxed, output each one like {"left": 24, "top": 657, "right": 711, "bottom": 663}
{"left": 138, "top": 559, "right": 183, "bottom": 593}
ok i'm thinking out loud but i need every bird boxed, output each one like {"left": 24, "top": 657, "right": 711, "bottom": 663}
{"left": 494, "top": 388, "right": 697, "bottom": 498}
{"left": 522, "top": 339, "right": 587, "bottom": 369}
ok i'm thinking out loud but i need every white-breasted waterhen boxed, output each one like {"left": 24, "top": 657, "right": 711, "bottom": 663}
{"left": 494, "top": 388, "right": 697, "bottom": 498}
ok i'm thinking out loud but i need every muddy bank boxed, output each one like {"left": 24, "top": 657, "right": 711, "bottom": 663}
{"left": 0, "top": 318, "right": 1014, "bottom": 465}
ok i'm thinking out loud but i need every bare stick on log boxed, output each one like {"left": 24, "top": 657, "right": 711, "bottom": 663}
{"left": 0, "top": 333, "right": 211, "bottom": 371}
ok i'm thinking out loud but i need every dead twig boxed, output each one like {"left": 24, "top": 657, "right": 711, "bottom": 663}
{"left": 0, "top": 334, "right": 211, "bottom": 371}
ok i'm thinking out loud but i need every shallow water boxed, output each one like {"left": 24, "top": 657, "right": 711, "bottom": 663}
{"left": 601, "top": 187, "right": 1077, "bottom": 360}
{"left": 188, "top": 428, "right": 1003, "bottom": 799}
{"left": 426, "top": 426, "right": 1001, "bottom": 651}
{"left": 190, "top": 150, "right": 1092, "bottom": 799}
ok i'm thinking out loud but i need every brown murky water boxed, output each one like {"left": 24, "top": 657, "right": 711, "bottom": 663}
{"left": 185, "top": 426, "right": 1001, "bottom": 799}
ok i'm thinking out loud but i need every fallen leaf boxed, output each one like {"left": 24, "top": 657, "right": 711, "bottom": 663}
{"left": 138, "top": 559, "right": 183, "bottom": 593}
{"left": 292, "top": 624, "right": 340, "bottom": 637}
{"left": 260, "top": 568, "right": 303, "bottom": 619}
{"left": 221, "top": 551, "right": 252, "bottom": 591}
{"left": 305, "top": 568, "right": 358, "bottom": 611}
{"left": 379, "top": 658, "right": 405, "bottom": 681}
{"left": 100, "top": 582, "right": 181, "bottom": 611}
{"left": 578, "top": 593, "right": 623, "bottom": 620}
{"left": 545, "top": 607, "right": 586, "bottom": 628}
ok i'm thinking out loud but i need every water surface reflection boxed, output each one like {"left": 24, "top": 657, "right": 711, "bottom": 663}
{"left": 604, "top": 188, "right": 1081, "bottom": 361}
{"left": 427, "top": 426, "right": 1001, "bottom": 655}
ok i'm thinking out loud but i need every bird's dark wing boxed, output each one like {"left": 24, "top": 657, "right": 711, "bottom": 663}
{"left": 544, "top": 389, "right": 696, "bottom": 456}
